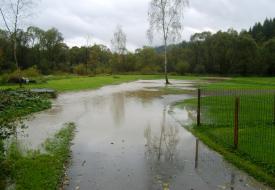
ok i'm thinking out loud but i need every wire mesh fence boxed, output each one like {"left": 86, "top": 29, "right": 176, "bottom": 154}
{"left": 197, "top": 88, "right": 275, "bottom": 174}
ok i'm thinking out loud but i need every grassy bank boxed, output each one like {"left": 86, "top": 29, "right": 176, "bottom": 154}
{"left": 0, "top": 90, "right": 52, "bottom": 189}
{"left": 176, "top": 93, "right": 275, "bottom": 188}
{"left": 189, "top": 126, "right": 275, "bottom": 188}
{"left": 7, "top": 123, "right": 76, "bottom": 190}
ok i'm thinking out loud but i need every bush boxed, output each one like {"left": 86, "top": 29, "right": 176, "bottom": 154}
{"left": 6, "top": 70, "right": 22, "bottom": 84}
{"left": 194, "top": 64, "right": 206, "bottom": 74}
{"left": 0, "top": 74, "right": 9, "bottom": 84}
{"left": 22, "top": 66, "right": 41, "bottom": 78}
{"left": 1, "top": 67, "right": 41, "bottom": 84}
{"left": 176, "top": 61, "right": 189, "bottom": 75}
{"left": 73, "top": 64, "right": 89, "bottom": 75}
{"left": 95, "top": 67, "right": 112, "bottom": 75}
{"left": 140, "top": 65, "right": 161, "bottom": 74}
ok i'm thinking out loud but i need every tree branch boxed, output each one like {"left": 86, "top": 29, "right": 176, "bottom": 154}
{"left": 0, "top": 8, "right": 11, "bottom": 34}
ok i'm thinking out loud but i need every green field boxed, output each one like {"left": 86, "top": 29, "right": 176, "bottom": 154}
{"left": 202, "top": 77, "right": 275, "bottom": 89}
{"left": 2, "top": 75, "right": 275, "bottom": 92}
{"left": 0, "top": 75, "right": 172, "bottom": 92}
{"left": 178, "top": 91, "right": 275, "bottom": 187}
{"left": 0, "top": 75, "right": 160, "bottom": 92}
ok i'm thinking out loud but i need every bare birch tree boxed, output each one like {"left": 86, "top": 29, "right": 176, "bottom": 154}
{"left": 111, "top": 25, "right": 127, "bottom": 55}
{"left": 0, "top": 0, "right": 35, "bottom": 82}
{"left": 148, "top": 0, "right": 189, "bottom": 84}
{"left": 85, "top": 34, "right": 92, "bottom": 74}
{"left": 111, "top": 25, "right": 127, "bottom": 72}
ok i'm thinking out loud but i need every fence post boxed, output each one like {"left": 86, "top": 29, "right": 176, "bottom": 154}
{"left": 234, "top": 97, "right": 240, "bottom": 149}
{"left": 273, "top": 94, "right": 275, "bottom": 124}
{"left": 197, "top": 89, "right": 201, "bottom": 126}
{"left": 195, "top": 139, "right": 199, "bottom": 169}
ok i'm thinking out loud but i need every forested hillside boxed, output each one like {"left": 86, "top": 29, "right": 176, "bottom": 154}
{"left": 1, "top": 18, "right": 275, "bottom": 77}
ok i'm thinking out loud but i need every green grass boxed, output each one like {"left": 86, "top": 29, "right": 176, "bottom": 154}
{"left": 0, "top": 75, "right": 165, "bottom": 92}
{"left": 0, "top": 90, "right": 51, "bottom": 121}
{"left": 189, "top": 126, "right": 275, "bottom": 188}
{"left": 0, "top": 90, "right": 52, "bottom": 189}
{"left": 184, "top": 94, "right": 275, "bottom": 124}
{"left": 194, "top": 125, "right": 275, "bottom": 171}
{"left": 0, "top": 74, "right": 216, "bottom": 92}
{"left": 177, "top": 92, "right": 275, "bottom": 188}
{"left": 7, "top": 123, "right": 76, "bottom": 190}
{"left": 3, "top": 74, "right": 275, "bottom": 92}
{"left": 200, "top": 77, "right": 275, "bottom": 89}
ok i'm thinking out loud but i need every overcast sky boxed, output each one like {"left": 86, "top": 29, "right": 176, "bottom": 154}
{"left": 7, "top": 0, "right": 275, "bottom": 50}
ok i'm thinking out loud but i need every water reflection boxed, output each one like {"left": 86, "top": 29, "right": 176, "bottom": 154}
{"left": 144, "top": 107, "right": 183, "bottom": 189}
{"left": 194, "top": 139, "right": 242, "bottom": 190}
{"left": 231, "top": 172, "right": 235, "bottom": 190}
{"left": 126, "top": 90, "right": 164, "bottom": 105}
{"left": 110, "top": 93, "right": 125, "bottom": 127}
{"left": 195, "top": 139, "right": 199, "bottom": 169}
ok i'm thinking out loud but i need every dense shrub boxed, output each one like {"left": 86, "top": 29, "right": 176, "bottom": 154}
{"left": 73, "top": 64, "right": 89, "bottom": 75}
{"left": 1, "top": 67, "right": 41, "bottom": 84}
{"left": 22, "top": 66, "right": 41, "bottom": 78}
{"left": 175, "top": 61, "right": 189, "bottom": 75}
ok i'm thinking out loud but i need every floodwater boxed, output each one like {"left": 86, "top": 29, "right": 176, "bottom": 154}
{"left": 20, "top": 80, "right": 271, "bottom": 190}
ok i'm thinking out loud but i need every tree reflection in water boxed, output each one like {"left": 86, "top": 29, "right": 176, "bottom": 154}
{"left": 144, "top": 107, "right": 184, "bottom": 189}
{"left": 110, "top": 93, "right": 125, "bottom": 127}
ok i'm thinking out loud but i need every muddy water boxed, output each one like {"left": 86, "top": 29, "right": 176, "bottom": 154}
{"left": 21, "top": 80, "right": 271, "bottom": 190}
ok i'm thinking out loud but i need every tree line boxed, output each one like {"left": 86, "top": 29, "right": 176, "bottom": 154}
{"left": 184, "top": 18, "right": 275, "bottom": 76}
{"left": 0, "top": 26, "right": 165, "bottom": 75}
{"left": 1, "top": 18, "right": 275, "bottom": 77}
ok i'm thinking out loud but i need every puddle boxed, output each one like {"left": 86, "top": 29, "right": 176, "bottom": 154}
{"left": 19, "top": 80, "right": 272, "bottom": 190}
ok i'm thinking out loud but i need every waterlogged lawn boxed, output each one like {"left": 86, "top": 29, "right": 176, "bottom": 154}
{"left": 7, "top": 123, "right": 76, "bottom": 190}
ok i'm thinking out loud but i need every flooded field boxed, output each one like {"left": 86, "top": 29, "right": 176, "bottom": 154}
{"left": 20, "top": 80, "right": 271, "bottom": 190}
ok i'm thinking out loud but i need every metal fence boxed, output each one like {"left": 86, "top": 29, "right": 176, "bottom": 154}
{"left": 197, "top": 88, "right": 275, "bottom": 174}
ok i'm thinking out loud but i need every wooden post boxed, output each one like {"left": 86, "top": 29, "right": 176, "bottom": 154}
{"left": 273, "top": 94, "right": 275, "bottom": 124}
{"left": 234, "top": 97, "right": 240, "bottom": 149}
{"left": 195, "top": 139, "right": 199, "bottom": 169}
{"left": 197, "top": 89, "right": 201, "bottom": 126}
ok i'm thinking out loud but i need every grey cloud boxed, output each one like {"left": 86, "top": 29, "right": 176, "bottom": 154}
{"left": 3, "top": 0, "right": 275, "bottom": 50}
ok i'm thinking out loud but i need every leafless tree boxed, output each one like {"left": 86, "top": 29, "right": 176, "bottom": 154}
{"left": 111, "top": 25, "right": 127, "bottom": 55}
{"left": 0, "top": 0, "right": 35, "bottom": 81}
{"left": 85, "top": 34, "right": 92, "bottom": 73}
{"left": 148, "top": 0, "right": 189, "bottom": 84}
